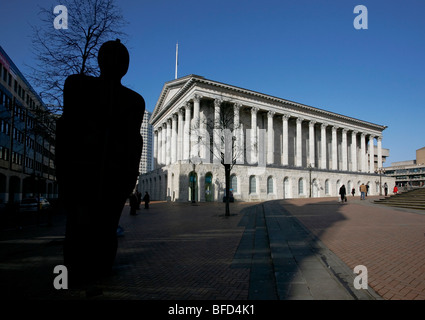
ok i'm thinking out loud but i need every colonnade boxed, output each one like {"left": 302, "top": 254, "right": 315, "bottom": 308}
{"left": 153, "top": 95, "right": 383, "bottom": 173}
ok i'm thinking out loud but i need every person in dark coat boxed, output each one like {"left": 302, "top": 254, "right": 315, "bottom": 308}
{"left": 129, "top": 192, "right": 139, "bottom": 215}
{"left": 142, "top": 192, "right": 150, "bottom": 209}
{"left": 339, "top": 184, "right": 347, "bottom": 203}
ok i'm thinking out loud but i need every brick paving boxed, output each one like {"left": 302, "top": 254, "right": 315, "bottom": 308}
{"left": 107, "top": 201, "right": 251, "bottom": 300}
{"left": 281, "top": 196, "right": 425, "bottom": 300}
{"left": 1, "top": 196, "right": 425, "bottom": 300}
{"left": 0, "top": 201, "right": 252, "bottom": 300}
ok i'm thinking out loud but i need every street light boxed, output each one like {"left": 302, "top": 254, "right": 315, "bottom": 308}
{"left": 307, "top": 163, "right": 312, "bottom": 198}
{"left": 191, "top": 163, "right": 196, "bottom": 203}
{"left": 375, "top": 167, "right": 386, "bottom": 196}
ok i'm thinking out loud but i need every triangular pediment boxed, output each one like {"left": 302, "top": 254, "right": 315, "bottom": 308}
{"left": 150, "top": 74, "right": 204, "bottom": 123}
{"left": 162, "top": 87, "right": 181, "bottom": 107}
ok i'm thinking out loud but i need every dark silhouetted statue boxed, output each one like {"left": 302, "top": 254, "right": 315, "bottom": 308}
{"left": 55, "top": 40, "right": 145, "bottom": 286}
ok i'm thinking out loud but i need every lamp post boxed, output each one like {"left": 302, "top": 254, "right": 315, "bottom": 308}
{"left": 191, "top": 163, "right": 196, "bottom": 203}
{"left": 375, "top": 167, "right": 386, "bottom": 196}
{"left": 308, "top": 163, "right": 312, "bottom": 198}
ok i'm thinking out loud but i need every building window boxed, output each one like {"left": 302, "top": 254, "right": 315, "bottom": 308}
{"left": 12, "top": 152, "right": 23, "bottom": 165}
{"left": 0, "top": 146, "right": 9, "bottom": 161}
{"left": 325, "top": 179, "right": 330, "bottom": 195}
{"left": 249, "top": 175, "right": 256, "bottom": 194}
{"left": 230, "top": 175, "right": 238, "bottom": 193}
{"left": 267, "top": 176, "right": 274, "bottom": 194}
{"left": 298, "top": 178, "right": 304, "bottom": 195}
{"left": 336, "top": 180, "right": 341, "bottom": 195}
{"left": 1, "top": 120, "right": 10, "bottom": 135}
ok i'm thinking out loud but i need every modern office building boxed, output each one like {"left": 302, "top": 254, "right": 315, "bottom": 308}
{"left": 139, "top": 75, "right": 395, "bottom": 201}
{"left": 384, "top": 147, "right": 425, "bottom": 187}
{"left": 138, "top": 110, "right": 153, "bottom": 175}
{"left": 0, "top": 45, "right": 57, "bottom": 203}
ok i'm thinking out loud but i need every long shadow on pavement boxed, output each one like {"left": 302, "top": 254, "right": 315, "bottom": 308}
{"left": 232, "top": 199, "right": 379, "bottom": 300}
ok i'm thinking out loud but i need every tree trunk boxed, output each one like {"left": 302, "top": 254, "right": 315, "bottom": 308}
{"left": 224, "top": 164, "right": 231, "bottom": 216}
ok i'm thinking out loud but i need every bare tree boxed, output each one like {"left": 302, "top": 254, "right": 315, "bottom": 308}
{"left": 28, "top": 0, "right": 127, "bottom": 111}
{"left": 193, "top": 101, "right": 247, "bottom": 216}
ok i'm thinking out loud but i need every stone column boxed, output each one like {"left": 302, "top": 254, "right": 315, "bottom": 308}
{"left": 369, "top": 135, "right": 375, "bottom": 173}
{"left": 267, "top": 110, "right": 275, "bottom": 165}
{"left": 360, "top": 133, "right": 366, "bottom": 172}
{"left": 342, "top": 128, "right": 348, "bottom": 171}
{"left": 309, "top": 120, "right": 316, "bottom": 167}
{"left": 192, "top": 94, "right": 201, "bottom": 159}
{"left": 154, "top": 130, "right": 158, "bottom": 168}
{"left": 281, "top": 114, "right": 289, "bottom": 166}
{"left": 351, "top": 131, "right": 358, "bottom": 172}
{"left": 213, "top": 99, "right": 222, "bottom": 163}
{"left": 234, "top": 103, "right": 243, "bottom": 164}
{"left": 157, "top": 127, "right": 162, "bottom": 165}
{"left": 296, "top": 118, "right": 303, "bottom": 167}
{"left": 183, "top": 103, "right": 191, "bottom": 160}
{"left": 250, "top": 107, "right": 259, "bottom": 163}
{"left": 331, "top": 126, "right": 338, "bottom": 170}
{"left": 377, "top": 136, "right": 383, "bottom": 169}
{"left": 321, "top": 123, "right": 327, "bottom": 169}
{"left": 200, "top": 108, "right": 208, "bottom": 163}
{"left": 162, "top": 123, "right": 167, "bottom": 165}
{"left": 177, "top": 108, "right": 184, "bottom": 161}
{"left": 166, "top": 118, "right": 172, "bottom": 165}
{"left": 171, "top": 114, "right": 178, "bottom": 163}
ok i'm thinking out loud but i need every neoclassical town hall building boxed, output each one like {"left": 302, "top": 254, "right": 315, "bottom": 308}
{"left": 139, "top": 75, "right": 395, "bottom": 202}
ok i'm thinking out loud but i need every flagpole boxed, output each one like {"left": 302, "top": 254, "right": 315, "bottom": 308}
{"left": 175, "top": 42, "right": 178, "bottom": 79}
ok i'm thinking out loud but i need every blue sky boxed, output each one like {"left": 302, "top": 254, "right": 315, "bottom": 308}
{"left": 1, "top": 0, "right": 424, "bottom": 164}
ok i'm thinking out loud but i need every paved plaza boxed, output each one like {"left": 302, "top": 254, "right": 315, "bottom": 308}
{"left": 0, "top": 195, "right": 424, "bottom": 301}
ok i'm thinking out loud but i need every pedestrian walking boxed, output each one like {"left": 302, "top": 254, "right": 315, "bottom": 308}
{"left": 339, "top": 184, "right": 347, "bottom": 203}
{"left": 142, "top": 191, "right": 150, "bottom": 209}
{"left": 384, "top": 182, "right": 388, "bottom": 196}
{"left": 393, "top": 185, "right": 398, "bottom": 194}
{"left": 129, "top": 192, "right": 138, "bottom": 215}
{"left": 360, "top": 183, "right": 367, "bottom": 200}
{"left": 351, "top": 188, "right": 355, "bottom": 197}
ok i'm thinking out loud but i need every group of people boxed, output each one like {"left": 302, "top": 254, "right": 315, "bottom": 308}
{"left": 129, "top": 190, "right": 150, "bottom": 215}
{"left": 339, "top": 181, "right": 397, "bottom": 203}
{"left": 117, "top": 191, "right": 151, "bottom": 237}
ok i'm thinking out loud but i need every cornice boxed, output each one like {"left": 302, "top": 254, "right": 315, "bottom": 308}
{"left": 150, "top": 75, "right": 388, "bottom": 132}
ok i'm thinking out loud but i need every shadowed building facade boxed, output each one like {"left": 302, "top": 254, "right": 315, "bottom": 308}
{"left": 0, "top": 46, "right": 57, "bottom": 204}
{"left": 139, "top": 75, "right": 395, "bottom": 202}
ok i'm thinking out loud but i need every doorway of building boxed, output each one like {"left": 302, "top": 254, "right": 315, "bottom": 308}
{"left": 188, "top": 172, "right": 198, "bottom": 202}
{"left": 283, "top": 177, "right": 290, "bottom": 199}
{"left": 205, "top": 172, "right": 213, "bottom": 202}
